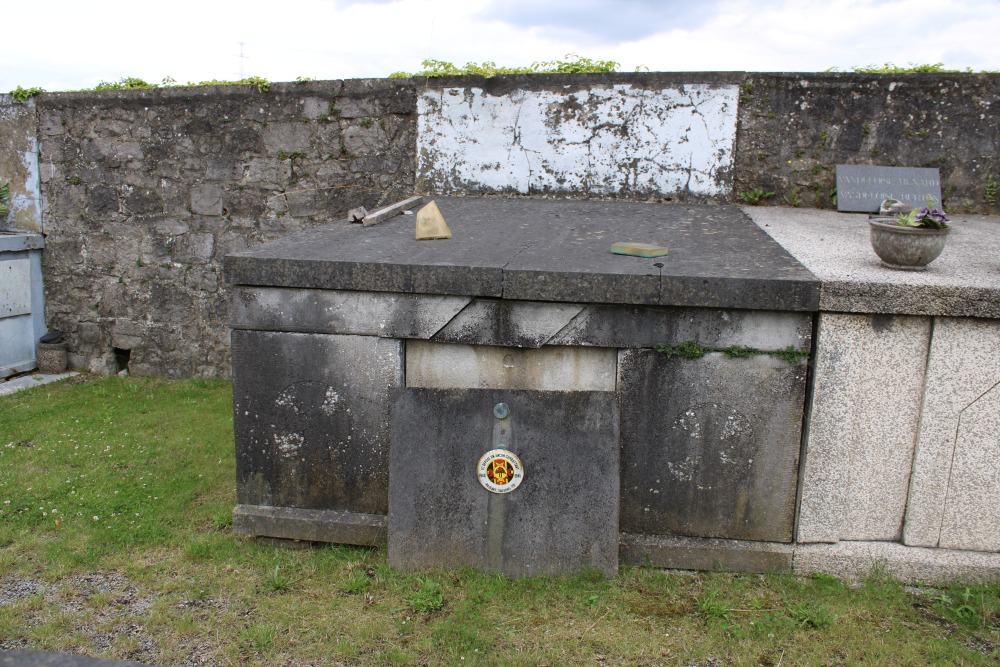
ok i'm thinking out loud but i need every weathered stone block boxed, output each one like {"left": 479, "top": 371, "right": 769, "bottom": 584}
{"left": 431, "top": 299, "right": 583, "bottom": 348}
{"left": 300, "top": 97, "right": 331, "bottom": 120}
{"left": 232, "top": 330, "right": 403, "bottom": 515}
{"left": 406, "top": 341, "right": 617, "bottom": 392}
{"left": 548, "top": 305, "right": 811, "bottom": 350}
{"left": 87, "top": 186, "right": 119, "bottom": 215}
{"left": 243, "top": 157, "right": 290, "bottom": 187}
{"left": 342, "top": 124, "right": 381, "bottom": 156}
{"left": 388, "top": 388, "right": 619, "bottom": 577}
{"left": 797, "top": 313, "right": 930, "bottom": 544}
{"left": 228, "top": 287, "right": 470, "bottom": 338}
{"left": 262, "top": 122, "right": 313, "bottom": 153}
{"left": 620, "top": 533, "right": 793, "bottom": 574}
{"left": 233, "top": 505, "right": 386, "bottom": 546}
{"left": 794, "top": 541, "right": 1000, "bottom": 584}
{"left": 190, "top": 183, "right": 224, "bottom": 216}
{"left": 172, "top": 232, "right": 216, "bottom": 265}
{"left": 618, "top": 349, "right": 807, "bottom": 542}
{"left": 205, "top": 157, "right": 242, "bottom": 181}
{"left": 904, "top": 316, "right": 1000, "bottom": 551}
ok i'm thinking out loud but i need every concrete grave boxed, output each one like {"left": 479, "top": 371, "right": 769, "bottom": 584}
{"left": 226, "top": 197, "right": 820, "bottom": 575}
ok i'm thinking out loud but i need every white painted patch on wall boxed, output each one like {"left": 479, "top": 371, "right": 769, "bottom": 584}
{"left": 417, "top": 84, "right": 739, "bottom": 197}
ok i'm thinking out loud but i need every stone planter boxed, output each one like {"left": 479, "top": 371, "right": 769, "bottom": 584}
{"left": 869, "top": 217, "right": 950, "bottom": 270}
{"left": 36, "top": 342, "right": 68, "bottom": 374}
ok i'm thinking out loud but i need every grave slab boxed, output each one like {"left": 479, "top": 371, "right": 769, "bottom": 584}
{"left": 231, "top": 330, "right": 402, "bottom": 515}
{"left": 388, "top": 389, "right": 619, "bottom": 577}
{"left": 903, "top": 316, "right": 1000, "bottom": 550}
{"left": 745, "top": 207, "right": 1000, "bottom": 319}
{"left": 226, "top": 198, "right": 819, "bottom": 312}
{"left": 618, "top": 349, "right": 807, "bottom": 543}
{"left": 796, "top": 313, "right": 930, "bottom": 544}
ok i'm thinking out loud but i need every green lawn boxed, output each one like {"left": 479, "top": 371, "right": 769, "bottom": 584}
{"left": 0, "top": 375, "right": 997, "bottom": 666}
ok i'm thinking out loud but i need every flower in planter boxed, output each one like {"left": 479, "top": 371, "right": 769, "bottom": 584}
{"left": 897, "top": 203, "right": 950, "bottom": 229}
{"left": 880, "top": 196, "right": 949, "bottom": 229}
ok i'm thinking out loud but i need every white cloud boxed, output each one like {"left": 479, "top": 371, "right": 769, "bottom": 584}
{"left": 0, "top": 0, "right": 996, "bottom": 93}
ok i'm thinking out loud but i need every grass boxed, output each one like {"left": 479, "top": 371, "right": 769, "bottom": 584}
{"left": 1, "top": 375, "right": 998, "bottom": 665}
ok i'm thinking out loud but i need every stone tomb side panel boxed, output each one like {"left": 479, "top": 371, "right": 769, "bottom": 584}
{"left": 231, "top": 330, "right": 403, "bottom": 515}
{"left": 618, "top": 348, "right": 808, "bottom": 543}
{"left": 796, "top": 313, "right": 930, "bottom": 544}
{"left": 405, "top": 340, "right": 617, "bottom": 392}
{"left": 228, "top": 286, "right": 470, "bottom": 338}
{"left": 388, "top": 388, "right": 619, "bottom": 577}
{"left": 904, "top": 316, "right": 1000, "bottom": 550}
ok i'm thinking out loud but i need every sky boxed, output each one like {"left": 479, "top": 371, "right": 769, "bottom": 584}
{"left": 2, "top": 0, "right": 998, "bottom": 93}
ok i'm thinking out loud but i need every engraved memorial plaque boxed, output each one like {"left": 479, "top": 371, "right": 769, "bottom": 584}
{"left": 836, "top": 165, "right": 942, "bottom": 212}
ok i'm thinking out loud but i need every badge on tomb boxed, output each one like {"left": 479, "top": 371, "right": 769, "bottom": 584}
{"left": 477, "top": 449, "right": 524, "bottom": 494}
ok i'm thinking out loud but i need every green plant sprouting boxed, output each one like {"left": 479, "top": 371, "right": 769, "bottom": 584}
{"left": 8, "top": 85, "right": 45, "bottom": 102}
{"left": 848, "top": 62, "right": 969, "bottom": 73}
{"left": 0, "top": 182, "right": 9, "bottom": 218}
{"left": 985, "top": 174, "right": 998, "bottom": 209}
{"left": 389, "top": 54, "right": 622, "bottom": 79}
{"left": 736, "top": 187, "right": 775, "bottom": 205}
{"left": 406, "top": 577, "right": 444, "bottom": 613}
{"left": 49, "top": 76, "right": 274, "bottom": 94}
{"left": 654, "top": 341, "right": 707, "bottom": 359}
{"left": 783, "top": 186, "right": 803, "bottom": 207}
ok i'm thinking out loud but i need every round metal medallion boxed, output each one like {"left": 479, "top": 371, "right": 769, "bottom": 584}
{"left": 477, "top": 449, "right": 524, "bottom": 494}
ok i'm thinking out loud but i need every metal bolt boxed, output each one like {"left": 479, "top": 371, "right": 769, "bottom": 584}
{"left": 493, "top": 402, "right": 509, "bottom": 419}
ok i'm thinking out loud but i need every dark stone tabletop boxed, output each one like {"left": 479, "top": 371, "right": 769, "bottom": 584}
{"left": 225, "top": 197, "right": 820, "bottom": 311}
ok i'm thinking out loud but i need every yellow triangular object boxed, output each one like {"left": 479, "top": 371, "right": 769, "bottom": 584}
{"left": 415, "top": 200, "right": 452, "bottom": 240}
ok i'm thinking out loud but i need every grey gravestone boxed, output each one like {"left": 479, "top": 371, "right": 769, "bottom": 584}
{"left": 388, "top": 388, "right": 619, "bottom": 577}
{"left": 836, "top": 165, "right": 942, "bottom": 212}
{"left": 618, "top": 349, "right": 808, "bottom": 543}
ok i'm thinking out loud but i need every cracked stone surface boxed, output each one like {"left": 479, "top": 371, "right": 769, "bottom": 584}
{"left": 417, "top": 83, "right": 739, "bottom": 198}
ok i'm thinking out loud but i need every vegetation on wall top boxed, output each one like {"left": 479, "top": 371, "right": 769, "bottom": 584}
{"left": 388, "top": 54, "right": 624, "bottom": 78}
{"left": 6, "top": 75, "right": 272, "bottom": 101}
{"left": 836, "top": 62, "right": 997, "bottom": 74}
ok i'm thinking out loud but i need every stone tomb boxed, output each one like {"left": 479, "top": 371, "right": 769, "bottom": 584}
{"left": 226, "top": 197, "right": 819, "bottom": 575}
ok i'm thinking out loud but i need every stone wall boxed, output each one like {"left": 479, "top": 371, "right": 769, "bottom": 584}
{"left": 34, "top": 80, "right": 415, "bottom": 377}
{"left": 2, "top": 71, "right": 999, "bottom": 377}
{"left": 735, "top": 72, "right": 1000, "bottom": 213}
